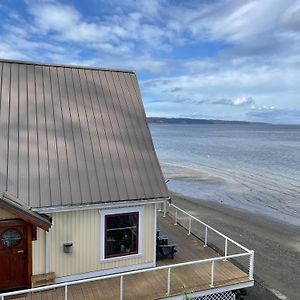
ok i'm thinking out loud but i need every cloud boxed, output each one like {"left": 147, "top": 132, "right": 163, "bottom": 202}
{"left": 0, "top": 0, "right": 299, "bottom": 123}
{"left": 213, "top": 97, "right": 255, "bottom": 106}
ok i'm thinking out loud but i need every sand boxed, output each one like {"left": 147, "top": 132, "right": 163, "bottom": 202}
{"left": 162, "top": 163, "right": 300, "bottom": 227}
{"left": 170, "top": 192, "right": 300, "bottom": 300}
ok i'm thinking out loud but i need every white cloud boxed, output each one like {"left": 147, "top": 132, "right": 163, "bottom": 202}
{"left": 212, "top": 97, "right": 255, "bottom": 106}
{"left": 232, "top": 97, "right": 254, "bottom": 106}
{"left": 0, "top": 0, "right": 299, "bottom": 123}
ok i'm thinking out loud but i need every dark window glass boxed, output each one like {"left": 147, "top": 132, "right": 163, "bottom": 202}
{"left": 105, "top": 212, "right": 139, "bottom": 258}
{"left": 1, "top": 228, "right": 22, "bottom": 248}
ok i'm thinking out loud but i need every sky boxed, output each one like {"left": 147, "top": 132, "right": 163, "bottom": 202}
{"left": 0, "top": 0, "right": 300, "bottom": 124}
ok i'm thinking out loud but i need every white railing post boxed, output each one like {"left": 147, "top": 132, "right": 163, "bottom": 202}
{"left": 120, "top": 275, "right": 124, "bottom": 300}
{"left": 249, "top": 251, "right": 254, "bottom": 280}
{"left": 174, "top": 209, "right": 178, "bottom": 225}
{"left": 188, "top": 217, "right": 192, "bottom": 235}
{"left": 158, "top": 203, "right": 163, "bottom": 212}
{"left": 204, "top": 226, "right": 208, "bottom": 247}
{"left": 167, "top": 267, "right": 171, "bottom": 295}
{"left": 224, "top": 238, "right": 228, "bottom": 261}
{"left": 163, "top": 201, "right": 166, "bottom": 218}
{"left": 210, "top": 260, "right": 215, "bottom": 287}
{"left": 64, "top": 285, "right": 68, "bottom": 300}
{"left": 1, "top": 295, "right": 4, "bottom": 300}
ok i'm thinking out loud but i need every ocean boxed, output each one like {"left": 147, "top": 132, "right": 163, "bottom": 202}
{"left": 149, "top": 123, "right": 300, "bottom": 226}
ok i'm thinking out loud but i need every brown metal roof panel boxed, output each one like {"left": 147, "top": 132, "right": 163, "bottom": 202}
{"left": 0, "top": 63, "right": 10, "bottom": 190}
{"left": 83, "top": 69, "right": 111, "bottom": 202}
{"left": 129, "top": 73, "right": 168, "bottom": 197}
{"left": 64, "top": 67, "right": 88, "bottom": 204}
{"left": 42, "top": 66, "right": 61, "bottom": 206}
{"left": 117, "top": 72, "right": 151, "bottom": 197}
{"left": 105, "top": 71, "right": 138, "bottom": 200}
{"left": 35, "top": 65, "right": 52, "bottom": 207}
{"left": 7, "top": 63, "right": 19, "bottom": 197}
{"left": 18, "top": 64, "right": 29, "bottom": 205}
{"left": 77, "top": 68, "right": 104, "bottom": 204}
{"left": 111, "top": 72, "right": 145, "bottom": 198}
{"left": 124, "top": 73, "right": 161, "bottom": 197}
{"left": 72, "top": 68, "right": 101, "bottom": 204}
{"left": 91, "top": 70, "right": 120, "bottom": 202}
{"left": 0, "top": 63, "right": 10, "bottom": 194}
{"left": 49, "top": 67, "right": 72, "bottom": 206}
{"left": 97, "top": 70, "right": 128, "bottom": 200}
{"left": 27, "top": 64, "right": 41, "bottom": 207}
{"left": 116, "top": 72, "right": 153, "bottom": 197}
{"left": 57, "top": 67, "right": 82, "bottom": 205}
{"left": 0, "top": 60, "right": 169, "bottom": 208}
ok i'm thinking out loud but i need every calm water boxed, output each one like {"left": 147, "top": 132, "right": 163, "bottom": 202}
{"left": 150, "top": 124, "right": 300, "bottom": 226}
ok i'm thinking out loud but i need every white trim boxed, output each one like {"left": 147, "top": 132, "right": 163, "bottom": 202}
{"left": 99, "top": 206, "right": 143, "bottom": 262}
{"left": 162, "top": 281, "right": 254, "bottom": 299}
{"left": 55, "top": 261, "right": 155, "bottom": 283}
{"left": 45, "top": 231, "right": 49, "bottom": 273}
{"left": 153, "top": 204, "right": 157, "bottom": 265}
{"left": 33, "top": 198, "right": 169, "bottom": 214}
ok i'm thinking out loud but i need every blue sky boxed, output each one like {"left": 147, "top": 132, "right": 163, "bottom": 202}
{"left": 0, "top": 0, "right": 300, "bottom": 124}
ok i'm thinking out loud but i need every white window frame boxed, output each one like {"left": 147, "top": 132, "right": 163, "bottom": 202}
{"left": 99, "top": 206, "right": 143, "bottom": 262}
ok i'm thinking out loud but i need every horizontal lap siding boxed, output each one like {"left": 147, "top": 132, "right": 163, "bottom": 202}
{"left": 32, "top": 204, "right": 155, "bottom": 277}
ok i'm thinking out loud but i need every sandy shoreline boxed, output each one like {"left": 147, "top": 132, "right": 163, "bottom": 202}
{"left": 170, "top": 191, "right": 300, "bottom": 300}
{"left": 162, "top": 163, "right": 300, "bottom": 227}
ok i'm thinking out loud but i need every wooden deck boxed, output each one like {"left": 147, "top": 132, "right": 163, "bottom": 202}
{"left": 10, "top": 214, "right": 250, "bottom": 300}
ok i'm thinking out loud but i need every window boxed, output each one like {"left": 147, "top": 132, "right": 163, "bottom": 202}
{"left": 105, "top": 212, "right": 139, "bottom": 258}
{"left": 0, "top": 228, "right": 22, "bottom": 248}
{"left": 100, "top": 206, "right": 143, "bottom": 261}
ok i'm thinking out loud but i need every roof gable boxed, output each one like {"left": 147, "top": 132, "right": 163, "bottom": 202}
{"left": 0, "top": 60, "right": 168, "bottom": 208}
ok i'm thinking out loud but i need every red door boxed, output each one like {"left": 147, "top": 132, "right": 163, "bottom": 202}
{"left": 0, "top": 219, "right": 31, "bottom": 291}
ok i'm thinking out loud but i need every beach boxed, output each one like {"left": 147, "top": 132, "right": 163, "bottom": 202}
{"left": 150, "top": 123, "right": 300, "bottom": 228}
{"left": 149, "top": 123, "right": 300, "bottom": 299}
{"left": 169, "top": 192, "right": 300, "bottom": 300}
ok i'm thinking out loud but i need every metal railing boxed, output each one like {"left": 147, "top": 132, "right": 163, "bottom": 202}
{"left": 0, "top": 203, "right": 254, "bottom": 300}
{"left": 165, "top": 202, "right": 254, "bottom": 276}
{"left": 166, "top": 203, "right": 252, "bottom": 253}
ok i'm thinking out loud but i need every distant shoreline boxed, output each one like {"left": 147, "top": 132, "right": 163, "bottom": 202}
{"left": 147, "top": 117, "right": 300, "bottom": 126}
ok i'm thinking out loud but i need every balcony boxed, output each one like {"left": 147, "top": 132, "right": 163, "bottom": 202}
{"left": 0, "top": 203, "right": 254, "bottom": 300}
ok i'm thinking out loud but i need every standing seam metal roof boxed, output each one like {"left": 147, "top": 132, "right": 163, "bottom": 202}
{"left": 0, "top": 59, "right": 168, "bottom": 208}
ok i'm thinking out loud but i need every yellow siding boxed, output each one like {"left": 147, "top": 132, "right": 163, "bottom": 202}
{"left": 0, "top": 208, "right": 15, "bottom": 220}
{"left": 32, "top": 204, "right": 155, "bottom": 278}
{"left": 32, "top": 228, "right": 46, "bottom": 275}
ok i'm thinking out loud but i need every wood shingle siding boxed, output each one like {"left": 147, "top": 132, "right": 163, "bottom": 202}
{"left": 0, "top": 59, "right": 168, "bottom": 208}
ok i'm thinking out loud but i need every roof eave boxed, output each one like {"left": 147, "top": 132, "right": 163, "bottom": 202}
{"left": 0, "top": 192, "right": 52, "bottom": 231}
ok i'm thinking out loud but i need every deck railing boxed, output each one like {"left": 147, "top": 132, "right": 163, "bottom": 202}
{"left": 0, "top": 203, "right": 254, "bottom": 300}
{"left": 164, "top": 202, "right": 254, "bottom": 277}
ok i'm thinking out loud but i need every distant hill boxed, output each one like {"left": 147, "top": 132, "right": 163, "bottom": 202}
{"left": 147, "top": 117, "right": 268, "bottom": 125}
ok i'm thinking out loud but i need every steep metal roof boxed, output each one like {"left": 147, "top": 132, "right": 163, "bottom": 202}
{"left": 0, "top": 59, "right": 168, "bottom": 208}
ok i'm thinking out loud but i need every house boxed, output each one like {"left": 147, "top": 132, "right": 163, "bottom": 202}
{"left": 0, "top": 59, "right": 254, "bottom": 300}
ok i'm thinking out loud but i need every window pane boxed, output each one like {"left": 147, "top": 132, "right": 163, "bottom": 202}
{"left": 105, "top": 212, "right": 138, "bottom": 258}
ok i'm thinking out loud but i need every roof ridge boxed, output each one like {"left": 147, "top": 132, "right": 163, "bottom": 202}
{"left": 0, "top": 58, "right": 135, "bottom": 74}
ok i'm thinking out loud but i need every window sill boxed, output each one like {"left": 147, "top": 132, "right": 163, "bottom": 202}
{"left": 100, "top": 252, "right": 142, "bottom": 263}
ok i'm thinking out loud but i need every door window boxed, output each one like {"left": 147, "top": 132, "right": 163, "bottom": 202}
{"left": 0, "top": 228, "right": 22, "bottom": 247}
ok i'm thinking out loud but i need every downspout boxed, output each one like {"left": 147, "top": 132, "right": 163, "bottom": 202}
{"left": 45, "top": 231, "right": 49, "bottom": 273}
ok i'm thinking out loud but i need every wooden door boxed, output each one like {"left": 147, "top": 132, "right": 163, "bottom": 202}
{"left": 0, "top": 219, "right": 31, "bottom": 291}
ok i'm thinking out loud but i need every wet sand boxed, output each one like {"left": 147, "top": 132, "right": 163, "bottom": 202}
{"left": 170, "top": 192, "right": 300, "bottom": 300}
{"left": 163, "top": 163, "right": 300, "bottom": 227}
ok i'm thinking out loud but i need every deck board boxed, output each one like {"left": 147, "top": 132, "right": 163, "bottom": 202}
{"left": 11, "top": 213, "right": 250, "bottom": 300}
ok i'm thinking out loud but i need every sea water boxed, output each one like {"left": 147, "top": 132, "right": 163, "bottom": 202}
{"left": 150, "top": 124, "right": 300, "bottom": 226}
